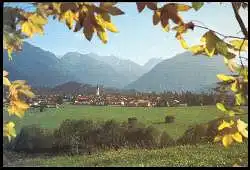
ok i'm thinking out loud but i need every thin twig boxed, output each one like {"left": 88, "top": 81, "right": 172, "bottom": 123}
{"left": 238, "top": 39, "right": 246, "bottom": 70}
{"left": 194, "top": 24, "right": 247, "bottom": 40}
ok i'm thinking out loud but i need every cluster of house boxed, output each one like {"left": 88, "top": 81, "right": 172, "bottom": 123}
{"left": 27, "top": 95, "right": 64, "bottom": 108}
{"left": 73, "top": 94, "right": 184, "bottom": 107}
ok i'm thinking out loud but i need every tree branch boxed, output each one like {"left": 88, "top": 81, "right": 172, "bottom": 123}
{"left": 238, "top": 39, "right": 246, "bottom": 70}
{"left": 232, "top": 2, "right": 248, "bottom": 39}
{"left": 194, "top": 24, "right": 247, "bottom": 40}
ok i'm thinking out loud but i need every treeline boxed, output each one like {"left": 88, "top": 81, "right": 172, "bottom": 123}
{"left": 4, "top": 117, "right": 244, "bottom": 156}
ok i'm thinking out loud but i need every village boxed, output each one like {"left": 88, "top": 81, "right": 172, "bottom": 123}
{"left": 3, "top": 84, "right": 234, "bottom": 110}
{"left": 14, "top": 85, "right": 185, "bottom": 109}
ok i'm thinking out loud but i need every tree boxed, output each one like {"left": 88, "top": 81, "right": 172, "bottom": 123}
{"left": 3, "top": 2, "right": 248, "bottom": 148}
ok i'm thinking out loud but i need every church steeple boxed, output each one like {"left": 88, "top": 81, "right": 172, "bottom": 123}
{"left": 96, "top": 84, "right": 100, "bottom": 96}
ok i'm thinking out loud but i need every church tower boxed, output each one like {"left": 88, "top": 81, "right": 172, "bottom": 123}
{"left": 96, "top": 84, "right": 100, "bottom": 96}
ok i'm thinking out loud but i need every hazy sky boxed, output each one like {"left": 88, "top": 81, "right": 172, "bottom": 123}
{"left": 5, "top": 2, "right": 248, "bottom": 65}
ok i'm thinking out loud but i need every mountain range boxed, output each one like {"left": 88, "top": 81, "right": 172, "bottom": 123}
{"left": 3, "top": 42, "right": 230, "bottom": 93}
{"left": 125, "top": 52, "right": 231, "bottom": 92}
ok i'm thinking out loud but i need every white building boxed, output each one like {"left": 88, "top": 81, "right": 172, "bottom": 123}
{"left": 96, "top": 84, "right": 100, "bottom": 96}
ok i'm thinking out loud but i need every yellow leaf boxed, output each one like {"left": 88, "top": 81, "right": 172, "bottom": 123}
{"left": 177, "top": 37, "right": 188, "bottom": 49}
{"left": 240, "top": 129, "right": 248, "bottom": 138}
{"left": 3, "top": 121, "right": 16, "bottom": 141}
{"left": 229, "top": 39, "right": 248, "bottom": 51}
{"left": 189, "top": 45, "right": 204, "bottom": 54}
{"left": 21, "top": 21, "right": 33, "bottom": 37}
{"left": 214, "top": 135, "right": 222, "bottom": 142}
{"left": 217, "top": 74, "right": 235, "bottom": 81}
{"left": 96, "top": 14, "right": 119, "bottom": 33}
{"left": 228, "top": 110, "right": 235, "bottom": 117}
{"left": 3, "top": 77, "right": 11, "bottom": 86}
{"left": 218, "top": 120, "right": 234, "bottom": 131}
{"left": 61, "top": 10, "right": 75, "bottom": 29}
{"left": 235, "top": 93, "right": 245, "bottom": 105}
{"left": 216, "top": 103, "right": 227, "bottom": 112}
{"left": 105, "top": 21, "right": 118, "bottom": 33}
{"left": 176, "top": 4, "right": 192, "bottom": 11}
{"left": 29, "top": 13, "right": 47, "bottom": 25}
{"left": 19, "top": 89, "right": 35, "bottom": 98}
{"left": 97, "top": 30, "right": 108, "bottom": 44}
{"left": 224, "top": 57, "right": 228, "bottom": 64}
{"left": 205, "top": 47, "right": 215, "bottom": 57}
{"left": 237, "top": 119, "right": 248, "bottom": 138}
{"left": 231, "top": 80, "right": 238, "bottom": 92}
{"left": 222, "top": 135, "right": 233, "bottom": 147}
{"left": 8, "top": 100, "right": 29, "bottom": 118}
{"left": 201, "top": 31, "right": 221, "bottom": 57}
{"left": 162, "top": 25, "right": 170, "bottom": 32}
{"left": 7, "top": 47, "right": 13, "bottom": 60}
{"left": 232, "top": 132, "right": 242, "bottom": 143}
{"left": 14, "top": 100, "right": 30, "bottom": 109}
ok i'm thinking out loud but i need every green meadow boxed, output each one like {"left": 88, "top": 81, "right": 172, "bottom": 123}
{"left": 3, "top": 105, "right": 248, "bottom": 166}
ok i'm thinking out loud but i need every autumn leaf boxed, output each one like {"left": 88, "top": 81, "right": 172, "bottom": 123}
{"left": 217, "top": 74, "right": 235, "bottom": 81}
{"left": 214, "top": 135, "right": 222, "bottom": 142}
{"left": 153, "top": 10, "right": 161, "bottom": 25}
{"left": 97, "top": 29, "right": 108, "bottom": 44}
{"left": 231, "top": 80, "right": 238, "bottom": 92}
{"left": 192, "top": 2, "right": 204, "bottom": 11}
{"left": 83, "top": 26, "right": 94, "bottom": 41}
{"left": 173, "top": 22, "right": 194, "bottom": 39}
{"left": 222, "top": 134, "right": 233, "bottom": 147}
{"left": 176, "top": 4, "right": 192, "bottom": 11}
{"left": 235, "top": 93, "right": 246, "bottom": 106}
{"left": 8, "top": 100, "right": 29, "bottom": 118}
{"left": 216, "top": 41, "right": 229, "bottom": 56}
{"left": 20, "top": 13, "right": 48, "bottom": 37}
{"left": 136, "top": 2, "right": 146, "bottom": 13}
{"left": 189, "top": 45, "right": 205, "bottom": 54}
{"left": 136, "top": 2, "right": 157, "bottom": 13}
{"left": 161, "top": 3, "right": 184, "bottom": 25}
{"left": 228, "top": 110, "right": 235, "bottom": 117}
{"left": 60, "top": 2, "right": 78, "bottom": 13}
{"left": 3, "top": 77, "right": 11, "bottom": 86}
{"left": 218, "top": 120, "right": 234, "bottom": 131}
{"left": 201, "top": 31, "right": 221, "bottom": 57}
{"left": 95, "top": 14, "right": 118, "bottom": 33}
{"left": 177, "top": 35, "right": 189, "bottom": 49}
{"left": 104, "top": 6, "right": 124, "bottom": 16}
{"left": 232, "top": 132, "right": 243, "bottom": 143}
{"left": 82, "top": 14, "right": 95, "bottom": 41}
{"left": 229, "top": 39, "right": 248, "bottom": 51}
{"left": 237, "top": 119, "right": 248, "bottom": 138}
{"left": 146, "top": 2, "right": 157, "bottom": 10}
{"left": 3, "top": 121, "right": 16, "bottom": 141}
{"left": 216, "top": 103, "right": 227, "bottom": 112}
{"left": 59, "top": 10, "right": 75, "bottom": 29}
{"left": 100, "top": 2, "right": 117, "bottom": 8}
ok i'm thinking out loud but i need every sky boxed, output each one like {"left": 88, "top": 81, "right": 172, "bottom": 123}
{"left": 4, "top": 2, "right": 248, "bottom": 65}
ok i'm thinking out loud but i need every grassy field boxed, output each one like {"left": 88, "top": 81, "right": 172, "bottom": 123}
{"left": 4, "top": 104, "right": 247, "bottom": 139}
{"left": 7, "top": 143, "right": 248, "bottom": 167}
{"left": 3, "top": 105, "right": 248, "bottom": 166}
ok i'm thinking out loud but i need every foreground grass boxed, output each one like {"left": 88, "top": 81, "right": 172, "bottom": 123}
{"left": 8, "top": 143, "right": 248, "bottom": 167}
{"left": 4, "top": 105, "right": 247, "bottom": 139}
